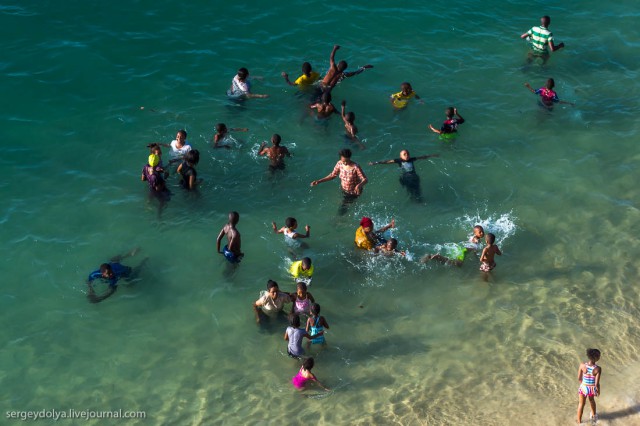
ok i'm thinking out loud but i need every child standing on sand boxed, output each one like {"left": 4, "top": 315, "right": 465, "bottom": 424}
{"left": 576, "top": 348, "right": 602, "bottom": 424}
{"left": 479, "top": 233, "right": 501, "bottom": 275}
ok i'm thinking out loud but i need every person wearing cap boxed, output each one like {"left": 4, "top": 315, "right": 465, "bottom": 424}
{"left": 354, "top": 217, "right": 395, "bottom": 250}
{"left": 310, "top": 148, "right": 368, "bottom": 214}
{"left": 141, "top": 153, "right": 167, "bottom": 193}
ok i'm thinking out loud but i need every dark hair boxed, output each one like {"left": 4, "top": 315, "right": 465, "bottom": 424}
{"left": 185, "top": 149, "right": 200, "bottom": 166}
{"left": 296, "top": 282, "right": 307, "bottom": 292}
{"left": 321, "top": 91, "right": 332, "bottom": 104}
{"left": 310, "top": 303, "right": 320, "bottom": 316}
{"left": 546, "top": 78, "right": 555, "bottom": 89}
{"left": 542, "top": 15, "right": 551, "bottom": 27}
{"left": 267, "top": 280, "right": 279, "bottom": 290}
{"left": 401, "top": 82, "right": 412, "bottom": 91}
{"left": 272, "top": 134, "right": 281, "bottom": 145}
{"left": 301, "top": 62, "right": 312, "bottom": 74}
{"left": 337, "top": 60, "right": 348, "bottom": 71}
{"left": 178, "top": 129, "right": 187, "bottom": 139}
{"left": 388, "top": 238, "right": 398, "bottom": 249}
{"left": 302, "top": 357, "right": 315, "bottom": 371}
{"left": 486, "top": 233, "right": 496, "bottom": 244}
{"left": 216, "top": 123, "right": 227, "bottom": 133}
{"left": 289, "top": 313, "right": 301, "bottom": 328}
{"left": 339, "top": 148, "right": 352, "bottom": 159}
{"left": 99, "top": 263, "right": 112, "bottom": 274}
{"left": 285, "top": 217, "right": 297, "bottom": 228}
{"left": 147, "top": 143, "right": 161, "bottom": 155}
{"left": 229, "top": 211, "right": 240, "bottom": 224}
{"left": 586, "top": 348, "right": 601, "bottom": 362}
{"left": 474, "top": 225, "right": 484, "bottom": 232}
{"left": 445, "top": 107, "right": 455, "bottom": 118}
{"left": 345, "top": 111, "right": 355, "bottom": 123}
{"left": 301, "top": 257, "right": 312, "bottom": 268}
{"left": 237, "top": 67, "right": 249, "bottom": 79}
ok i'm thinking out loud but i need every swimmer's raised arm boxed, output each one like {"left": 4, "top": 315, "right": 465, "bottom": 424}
{"left": 293, "top": 225, "right": 310, "bottom": 239}
{"left": 258, "top": 142, "right": 268, "bottom": 156}
{"left": 329, "top": 45, "right": 340, "bottom": 68}
{"left": 376, "top": 219, "right": 395, "bottom": 234}
{"left": 524, "top": 82, "right": 536, "bottom": 93}
{"left": 272, "top": 222, "right": 284, "bottom": 234}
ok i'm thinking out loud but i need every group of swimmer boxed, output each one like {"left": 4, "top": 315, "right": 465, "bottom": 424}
{"left": 87, "top": 14, "right": 605, "bottom": 412}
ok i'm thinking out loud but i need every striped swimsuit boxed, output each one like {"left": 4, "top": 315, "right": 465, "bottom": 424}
{"left": 578, "top": 363, "right": 598, "bottom": 397}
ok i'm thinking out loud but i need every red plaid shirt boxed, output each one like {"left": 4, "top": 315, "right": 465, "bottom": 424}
{"left": 330, "top": 161, "right": 367, "bottom": 195}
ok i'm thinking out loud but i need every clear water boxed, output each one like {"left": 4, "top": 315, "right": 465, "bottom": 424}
{"left": 2, "top": 1, "right": 640, "bottom": 424}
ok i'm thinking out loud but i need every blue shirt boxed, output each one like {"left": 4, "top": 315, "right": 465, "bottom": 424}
{"left": 87, "top": 262, "right": 131, "bottom": 287}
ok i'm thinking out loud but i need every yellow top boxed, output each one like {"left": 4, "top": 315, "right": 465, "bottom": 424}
{"left": 289, "top": 261, "right": 314, "bottom": 278}
{"left": 294, "top": 71, "right": 320, "bottom": 86}
{"left": 355, "top": 226, "right": 374, "bottom": 250}
{"left": 390, "top": 90, "right": 416, "bottom": 109}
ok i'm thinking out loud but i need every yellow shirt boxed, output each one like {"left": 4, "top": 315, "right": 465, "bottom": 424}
{"left": 355, "top": 226, "right": 374, "bottom": 250}
{"left": 391, "top": 90, "right": 416, "bottom": 109}
{"left": 289, "top": 261, "right": 314, "bottom": 278}
{"left": 294, "top": 72, "right": 320, "bottom": 87}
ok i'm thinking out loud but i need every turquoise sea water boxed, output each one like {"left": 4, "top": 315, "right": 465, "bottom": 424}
{"left": 2, "top": 1, "right": 640, "bottom": 424}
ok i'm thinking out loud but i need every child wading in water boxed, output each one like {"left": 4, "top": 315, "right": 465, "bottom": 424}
{"left": 291, "top": 357, "right": 329, "bottom": 391}
{"left": 429, "top": 107, "right": 464, "bottom": 141}
{"left": 390, "top": 82, "right": 422, "bottom": 109}
{"left": 576, "top": 348, "right": 601, "bottom": 424}
{"left": 306, "top": 303, "right": 329, "bottom": 347}
{"left": 479, "top": 233, "right": 501, "bottom": 279}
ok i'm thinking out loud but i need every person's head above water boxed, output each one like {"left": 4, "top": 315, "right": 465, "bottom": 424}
{"left": 228, "top": 211, "right": 240, "bottom": 225}
{"left": 386, "top": 238, "right": 398, "bottom": 250}
{"left": 302, "top": 357, "right": 315, "bottom": 371}
{"left": 216, "top": 123, "right": 227, "bottom": 134}
{"left": 337, "top": 60, "right": 348, "bottom": 72}
{"left": 237, "top": 67, "right": 249, "bottom": 80}
{"left": 289, "top": 313, "right": 301, "bottom": 328}
{"left": 345, "top": 111, "right": 356, "bottom": 124}
{"left": 360, "top": 217, "right": 373, "bottom": 231}
{"left": 176, "top": 129, "right": 187, "bottom": 143}
{"left": 339, "top": 148, "right": 353, "bottom": 164}
{"left": 100, "top": 263, "right": 114, "bottom": 279}
{"left": 321, "top": 91, "right": 332, "bottom": 104}
{"left": 545, "top": 78, "right": 555, "bottom": 89}
{"left": 473, "top": 225, "right": 485, "bottom": 238}
{"left": 400, "top": 150, "right": 410, "bottom": 161}
{"left": 285, "top": 217, "right": 297, "bottom": 229}
{"left": 541, "top": 15, "right": 551, "bottom": 28}
{"left": 301, "top": 61, "right": 312, "bottom": 76}
{"left": 310, "top": 303, "right": 321, "bottom": 316}
{"left": 266, "top": 279, "right": 279, "bottom": 299}
{"left": 400, "top": 82, "right": 413, "bottom": 94}
{"left": 301, "top": 257, "right": 312, "bottom": 270}
{"left": 486, "top": 233, "right": 496, "bottom": 245}
{"left": 445, "top": 107, "right": 455, "bottom": 118}
{"left": 184, "top": 149, "right": 199, "bottom": 166}
{"left": 296, "top": 282, "right": 308, "bottom": 297}
{"left": 271, "top": 134, "right": 281, "bottom": 146}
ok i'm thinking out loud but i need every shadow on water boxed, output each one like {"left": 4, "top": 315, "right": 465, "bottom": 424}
{"left": 598, "top": 404, "right": 640, "bottom": 421}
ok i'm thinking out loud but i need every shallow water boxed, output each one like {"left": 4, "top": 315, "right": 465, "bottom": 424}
{"left": 2, "top": 0, "right": 640, "bottom": 424}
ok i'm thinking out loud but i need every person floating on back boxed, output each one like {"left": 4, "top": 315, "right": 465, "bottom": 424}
{"left": 390, "top": 82, "right": 422, "bottom": 110}
{"left": 429, "top": 107, "right": 464, "bottom": 141}
{"left": 520, "top": 15, "right": 565, "bottom": 65}
{"left": 216, "top": 211, "right": 243, "bottom": 264}
{"left": 576, "top": 348, "right": 601, "bottom": 424}
{"left": 369, "top": 149, "right": 439, "bottom": 202}
{"left": 321, "top": 45, "right": 373, "bottom": 93}
{"left": 524, "top": 78, "right": 574, "bottom": 110}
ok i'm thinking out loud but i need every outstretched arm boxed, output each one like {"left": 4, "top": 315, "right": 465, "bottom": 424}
{"left": 376, "top": 219, "right": 395, "bottom": 234}
{"left": 415, "top": 154, "right": 440, "bottom": 161}
{"left": 524, "top": 82, "right": 536, "bottom": 94}
{"left": 344, "top": 64, "right": 373, "bottom": 78}
{"left": 87, "top": 282, "right": 117, "bottom": 304}
{"left": 369, "top": 159, "right": 395, "bottom": 165}
{"left": 281, "top": 71, "right": 295, "bottom": 86}
{"left": 310, "top": 174, "right": 336, "bottom": 186}
{"left": 428, "top": 124, "right": 441, "bottom": 134}
{"left": 258, "top": 142, "right": 268, "bottom": 156}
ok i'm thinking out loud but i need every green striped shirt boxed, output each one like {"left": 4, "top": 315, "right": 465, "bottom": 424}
{"left": 526, "top": 26, "right": 553, "bottom": 53}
